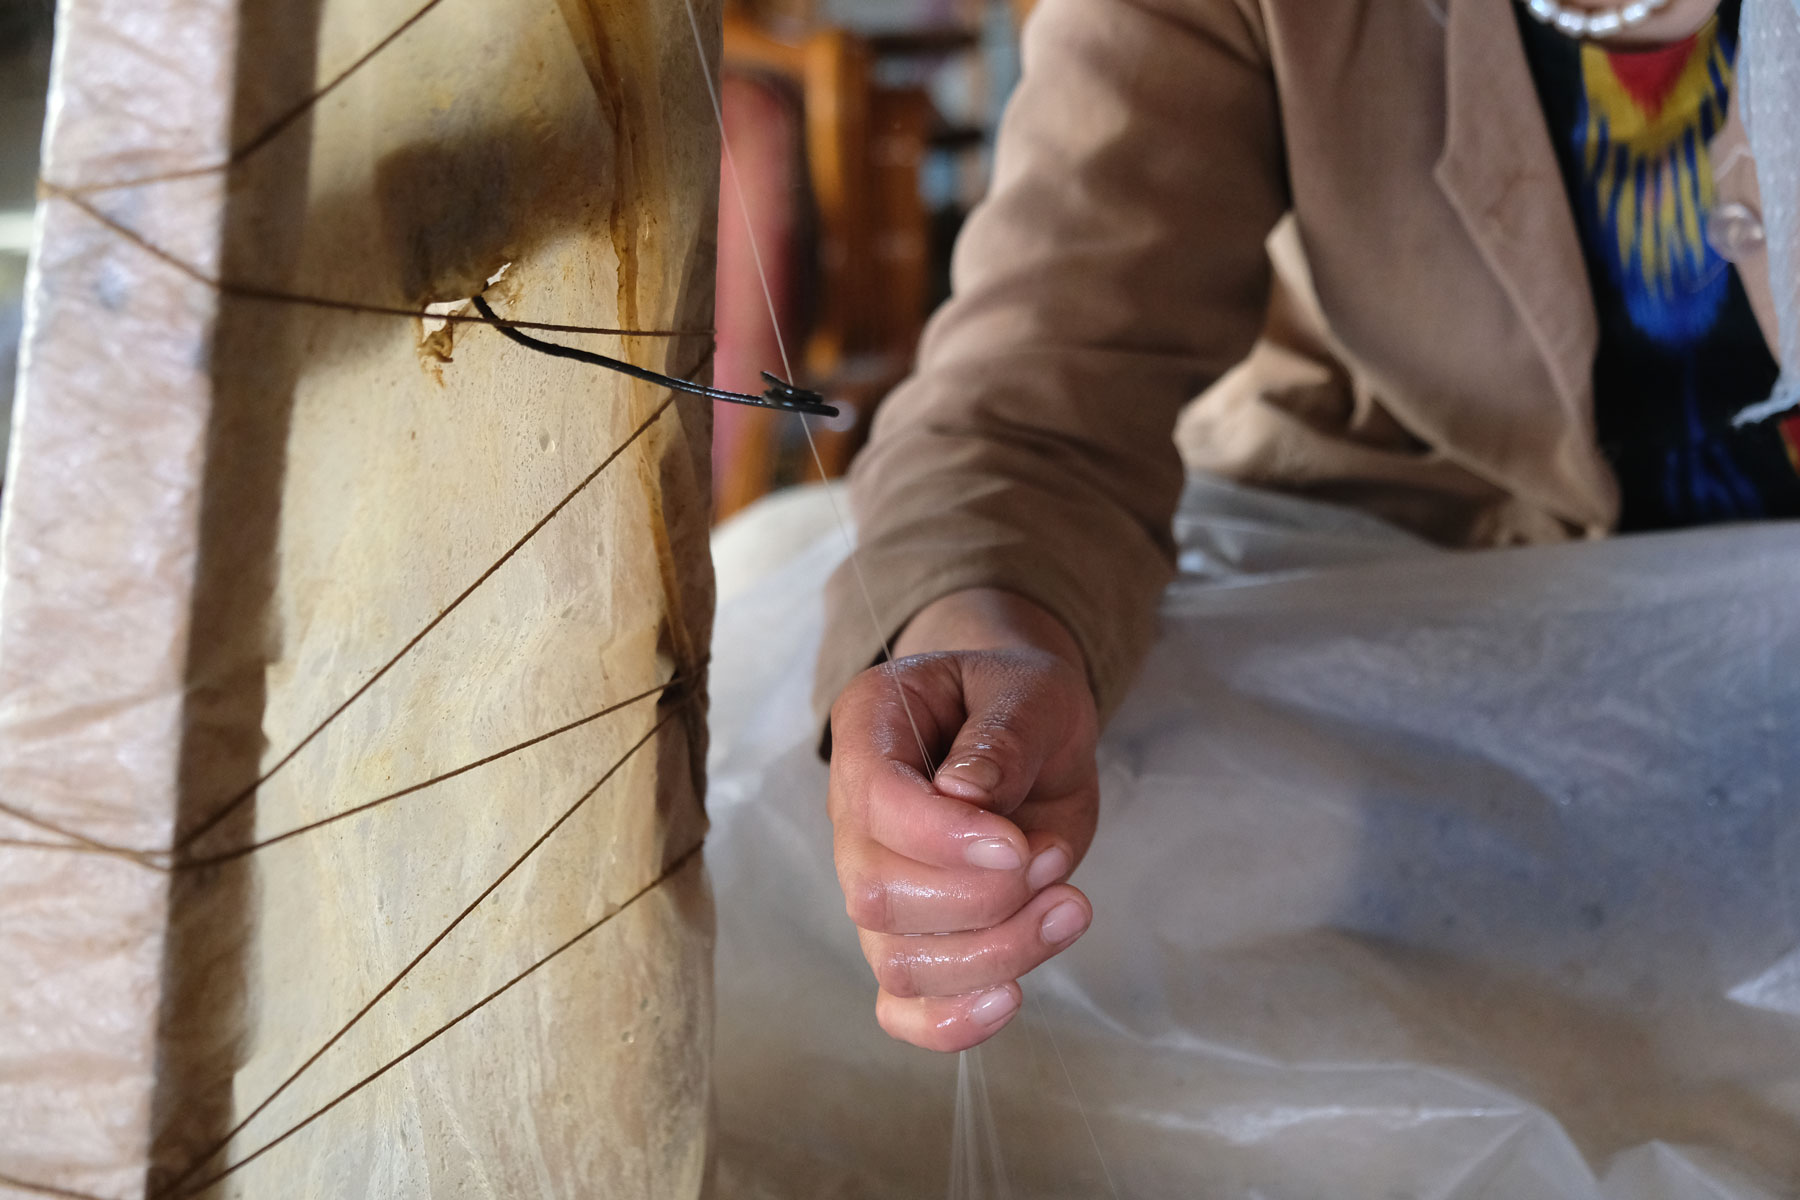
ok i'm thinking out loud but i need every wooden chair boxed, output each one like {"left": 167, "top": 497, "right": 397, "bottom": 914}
{"left": 711, "top": 12, "right": 938, "bottom": 520}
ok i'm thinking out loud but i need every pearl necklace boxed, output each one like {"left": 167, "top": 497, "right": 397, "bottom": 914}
{"left": 1519, "top": 0, "right": 1677, "bottom": 39}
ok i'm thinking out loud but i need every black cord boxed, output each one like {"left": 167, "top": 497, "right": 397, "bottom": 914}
{"left": 471, "top": 294, "right": 837, "bottom": 417}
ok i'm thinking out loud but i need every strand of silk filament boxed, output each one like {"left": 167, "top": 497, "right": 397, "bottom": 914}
{"left": 949, "top": 1045, "right": 1014, "bottom": 1200}
{"left": 679, "top": 5, "right": 1122, "bottom": 1196}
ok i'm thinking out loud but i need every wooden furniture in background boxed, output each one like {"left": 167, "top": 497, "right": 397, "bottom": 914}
{"left": 712, "top": 12, "right": 944, "bottom": 520}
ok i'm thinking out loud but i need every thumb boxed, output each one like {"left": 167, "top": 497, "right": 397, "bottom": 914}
{"left": 930, "top": 653, "right": 1077, "bottom": 815}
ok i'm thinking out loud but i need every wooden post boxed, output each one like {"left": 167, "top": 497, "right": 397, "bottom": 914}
{"left": 0, "top": 1, "right": 718, "bottom": 1196}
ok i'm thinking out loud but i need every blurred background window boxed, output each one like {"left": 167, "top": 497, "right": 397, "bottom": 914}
{"left": 711, "top": 0, "right": 1029, "bottom": 520}
{"left": 0, "top": 0, "right": 53, "bottom": 494}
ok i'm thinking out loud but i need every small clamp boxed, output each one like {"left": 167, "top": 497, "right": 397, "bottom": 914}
{"left": 472, "top": 294, "right": 839, "bottom": 418}
{"left": 757, "top": 372, "right": 837, "bottom": 417}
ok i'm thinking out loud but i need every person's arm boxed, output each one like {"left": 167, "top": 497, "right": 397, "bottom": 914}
{"left": 816, "top": 0, "right": 1286, "bottom": 727}
{"left": 822, "top": 0, "right": 1288, "bottom": 1051}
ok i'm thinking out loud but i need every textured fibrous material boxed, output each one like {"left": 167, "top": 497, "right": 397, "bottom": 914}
{"left": 0, "top": 1, "right": 719, "bottom": 1196}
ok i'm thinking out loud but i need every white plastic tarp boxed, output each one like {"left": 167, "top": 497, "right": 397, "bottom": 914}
{"left": 707, "top": 478, "right": 1800, "bottom": 1200}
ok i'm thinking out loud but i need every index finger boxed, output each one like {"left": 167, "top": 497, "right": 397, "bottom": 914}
{"left": 829, "top": 656, "right": 963, "bottom": 774}
{"left": 829, "top": 661, "right": 1031, "bottom": 871}
{"left": 849, "top": 755, "right": 1032, "bottom": 871}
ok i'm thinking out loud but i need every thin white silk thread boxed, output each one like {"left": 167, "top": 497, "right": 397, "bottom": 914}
{"left": 948, "top": 1043, "right": 1015, "bottom": 1200}
{"left": 681, "top": 0, "right": 936, "bottom": 777}
{"left": 1033, "top": 994, "right": 1122, "bottom": 1198}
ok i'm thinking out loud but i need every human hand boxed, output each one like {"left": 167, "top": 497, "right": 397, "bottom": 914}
{"left": 827, "top": 593, "right": 1100, "bottom": 1052}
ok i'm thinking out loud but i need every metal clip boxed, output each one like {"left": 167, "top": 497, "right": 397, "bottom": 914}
{"left": 472, "top": 294, "right": 838, "bottom": 418}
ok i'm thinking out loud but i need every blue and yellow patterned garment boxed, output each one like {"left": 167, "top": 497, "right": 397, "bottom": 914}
{"left": 1518, "top": 1, "right": 1800, "bottom": 530}
{"left": 1578, "top": 14, "right": 1734, "bottom": 346}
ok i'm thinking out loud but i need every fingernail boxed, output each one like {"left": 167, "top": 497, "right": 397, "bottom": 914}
{"left": 968, "top": 987, "right": 1019, "bottom": 1026}
{"left": 965, "top": 837, "right": 1024, "bottom": 871}
{"left": 1027, "top": 846, "right": 1070, "bottom": 891}
{"left": 940, "top": 756, "right": 1003, "bottom": 796}
{"left": 1040, "top": 899, "right": 1089, "bottom": 946}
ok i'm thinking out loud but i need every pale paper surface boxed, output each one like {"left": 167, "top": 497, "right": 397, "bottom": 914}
{"left": 0, "top": 3, "right": 237, "bottom": 1195}
{"left": 1, "top": 0, "right": 718, "bottom": 1196}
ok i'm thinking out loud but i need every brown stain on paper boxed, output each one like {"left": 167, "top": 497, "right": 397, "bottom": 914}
{"left": 552, "top": 0, "right": 715, "bottom": 731}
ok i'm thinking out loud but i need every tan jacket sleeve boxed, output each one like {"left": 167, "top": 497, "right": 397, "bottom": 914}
{"left": 814, "top": 0, "right": 1288, "bottom": 727}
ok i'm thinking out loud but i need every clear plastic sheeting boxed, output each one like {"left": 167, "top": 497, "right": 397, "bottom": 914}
{"left": 707, "top": 478, "right": 1800, "bottom": 1200}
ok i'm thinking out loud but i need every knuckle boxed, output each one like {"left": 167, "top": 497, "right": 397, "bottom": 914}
{"left": 873, "top": 993, "right": 929, "bottom": 1049}
{"left": 843, "top": 872, "right": 894, "bottom": 932}
{"left": 873, "top": 997, "right": 905, "bottom": 1042}
{"left": 831, "top": 669, "right": 885, "bottom": 725}
{"left": 971, "top": 884, "right": 1026, "bottom": 931}
{"left": 962, "top": 719, "right": 1026, "bottom": 761}
{"left": 871, "top": 948, "right": 922, "bottom": 998}
{"left": 830, "top": 776, "right": 869, "bottom": 828}
{"left": 826, "top": 697, "right": 856, "bottom": 736}
{"left": 964, "top": 708, "right": 1022, "bottom": 744}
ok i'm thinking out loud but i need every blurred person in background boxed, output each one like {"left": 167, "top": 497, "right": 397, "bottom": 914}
{"left": 817, "top": 0, "right": 1794, "bottom": 1050}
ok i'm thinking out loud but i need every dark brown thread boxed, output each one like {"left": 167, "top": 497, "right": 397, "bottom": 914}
{"left": 0, "top": 1170, "right": 109, "bottom": 1200}
{"left": 0, "top": 354, "right": 707, "bottom": 865}
{"left": 45, "top": 0, "right": 453, "bottom": 198}
{"left": 178, "top": 677, "right": 676, "bottom": 869}
{"left": 172, "top": 389, "right": 683, "bottom": 853}
{"left": 41, "top": 185, "right": 709, "bottom": 340}
{"left": 0, "top": 801, "right": 169, "bottom": 866}
{"left": 0, "top": 833, "right": 161, "bottom": 864}
{"left": 226, "top": 0, "right": 449, "bottom": 167}
{"left": 153, "top": 704, "right": 687, "bottom": 1198}
{"left": 0, "top": 676, "right": 677, "bottom": 874}
{"left": 169, "top": 834, "right": 705, "bottom": 1199}
{"left": 12, "top": 8, "right": 713, "bottom": 1181}
{"left": 0, "top": 837, "right": 79, "bottom": 852}
{"left": 3, "top": 190, "right": 709, "bottom": 861}
{"left": 216, "top": 277, "right": 705, "bottom": 339}
{"left": 0, "top": 384, "right": 682, "bottom": 862}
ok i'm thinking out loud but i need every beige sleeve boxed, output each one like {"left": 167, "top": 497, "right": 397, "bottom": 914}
{"left": 814, "top": 0, "right": 1288, "bottom": 727}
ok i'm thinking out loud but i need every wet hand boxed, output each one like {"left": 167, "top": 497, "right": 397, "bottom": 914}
{"left": 828, "top": 608, "right": 1100, "bottom": 1052}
